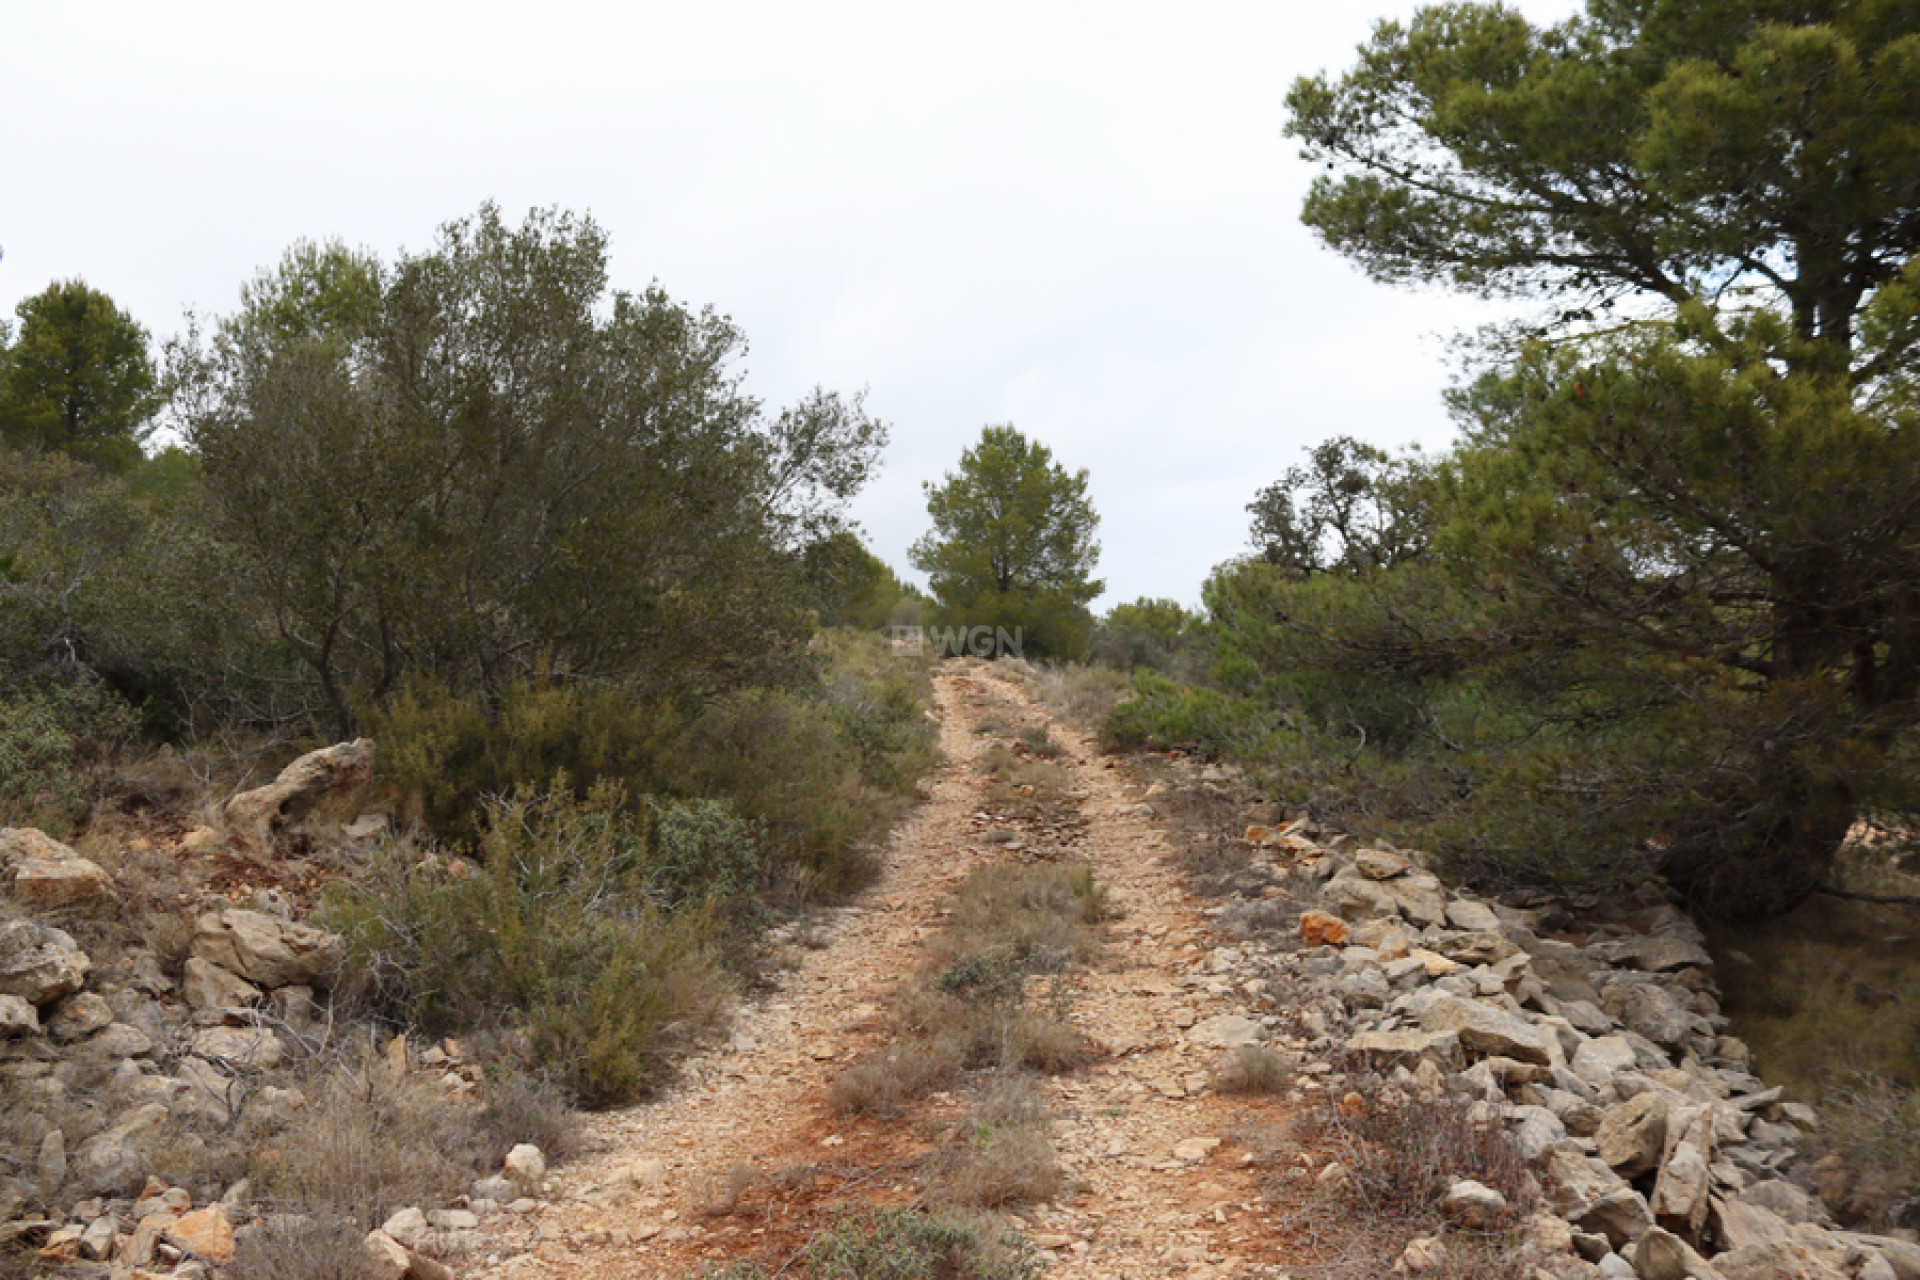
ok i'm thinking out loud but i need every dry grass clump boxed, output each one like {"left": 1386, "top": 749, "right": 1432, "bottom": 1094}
{"left": 1320, "top": 1083, "right": 1537, "bottom": 1224}
{"left": 930, "top": 1076, "right": 1066, "bottom": 1210}
{"left": 1216, "top": 1045, "right": 1295, "bottom": 1095}
{"left": 1808, "top": 1074, "right": 1920, "bottom": 1229}
{"left": 253, "top": 1054, "right": 485, "bottom": 1228}
{"left": 830, "top": 1041, "right": 964, "bottom": 1117}
{"left": 227, "top": 1214, "right": 370, "bottom": 1280}
{"left": 694, "top": 1161, "right": 761, "bottom": 1218}
{"left": 805, "top": 1207, "right": 1043, "bottom": 1280}
{"left": 929, "top": 863, "right": 1104, "bottom": 972}
{"left": 475, "top": 1071, "right": 584, "bottom": 1170}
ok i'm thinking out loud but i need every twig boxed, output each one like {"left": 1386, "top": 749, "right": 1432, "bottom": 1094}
{"left": 1817, "top": 884, "right": 1920, "bottom": 907}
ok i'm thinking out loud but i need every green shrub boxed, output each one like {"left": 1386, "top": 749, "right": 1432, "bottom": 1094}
{"left": 367, "top": 675, "right": 683, "bottom": 844}
{"left": 323, "top": 785, "right": 730, "bottom": 1107}
{"left": 1103, "top": 671, "right": 1267, "bottom": 754}
{"left": 0, "top": 679, "right": 138, "bottom": 831}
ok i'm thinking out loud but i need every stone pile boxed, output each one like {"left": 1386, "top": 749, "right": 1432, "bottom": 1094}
{"left": 1240, "top": 824, "right": 1920, "bottom": 1280}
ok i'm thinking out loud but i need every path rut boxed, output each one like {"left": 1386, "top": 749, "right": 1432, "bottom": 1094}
{"left": 473, "top": 668, "right": 1300, "bottom": 1279}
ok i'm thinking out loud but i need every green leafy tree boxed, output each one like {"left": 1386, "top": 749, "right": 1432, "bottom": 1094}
{"left": 1090, "top": 598, "right": 1195, "bottom": 673}
{"left": 1285, "top": 0, "right": 1920, "bottom": 377}
{"left": 0, "top": 281, "right": 157, "bottom": 471}
{"left": 174, "top": 206, "right": 886, "bottom": 734}
{"left": 1194, "top": 2, "right": 1920, "bottom": 919}
{"left": 910, "top": 425, "right": 1102, "bottom": 659}
{"left": 1247, "top": 437, "right": 1429, "bottom": 578}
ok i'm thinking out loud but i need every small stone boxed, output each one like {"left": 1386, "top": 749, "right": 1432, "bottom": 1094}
{"left": 379, "top": 1207, "right": 428, "bottom": 1249}
{"left": 1188, "top": 1014, "right": 1263, "bottom": 1048}
{"left": 179, "top": 958, "right": 260, "bottom": 1012}
{"left": 48, "top": 991, "right": 113, "bottom": 1041}
{"left": 191, "top": 1025, "right": 283, "bottom": 1071}
{"left": 1395, "top": 1235, "right": 1448, "bottom": 1274}
{"left": 78, "top": 1215, "right": 115, "bottom": 1261}
{"left": 1172, "top": 1136, "right": 1221, "bottom": 1162}
{"left": 0, "top": 993, "right": 37, "bottom": 1036}
{"left": 36, "top": 1129, "right": 65, "bottom": 1186}
{"left": 1299, "top": 911, "right": 1350, "bottom": 947}
{"left": 505, "top": 1143, "right": 546, "bottom": 1183}
{"left": 1355, "top": 848, "right": 1411, "bottom": 880}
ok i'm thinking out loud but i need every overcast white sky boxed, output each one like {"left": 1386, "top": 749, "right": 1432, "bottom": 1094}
{"left": 1, "top": 1, "right": 1574, "bottom": 609}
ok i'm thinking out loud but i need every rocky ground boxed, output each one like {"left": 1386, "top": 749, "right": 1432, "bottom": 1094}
{"left": 4, "top": 666, "right": 1918, "bottom": 1280}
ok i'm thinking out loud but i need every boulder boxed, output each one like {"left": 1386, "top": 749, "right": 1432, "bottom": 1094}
{"left": 1598, "top": 1092, "right": 1671, "bottom": 1177}
{"left": 180, "top": 957, "right": 261, "bottom": 1011}
{"left": 1416, "top": 994, "right": 1551, "bottom": 1065}
{"left": 190, "top": 910, "right": 343, "bottom": 989}
{"left": 1511, "top": 932, "right": 1603, "bottom": 1005}
{"left": 80, "top": 1102, "right": 168, "bottom": 1182}
{"left": 1546, "top": 1147, "right": 1630, "bottom": 1219}
{"left": 225, "top": 739, "right": 373, "bottom": 847}
{"left": 379, "top": 1207, "right": 428, "bottom": 1249}
{"left": 1735, "top": 1182, "right": 1825, "bottom": 1227}
{"left": 1442, "top": 1179, "right": 1510, "bottom": 1229}
{"left": 1617, "top": 936, "right": 1714, "bottom": 974}
{"left": 1712, "top": 1201, "right": 1795, "bottom": 1253}
{"left": 1436, "top": 931, "right": 1521, "bottom": 966}
{"left": 47, "top": 992, "right": 113, "bottom": 1041}
{"left": 0, "top": 919, "right": 91, "bottom": 1005}
{"left": 91, "top": 1022, "right": 154, "bottom": 1058}
{"left": 0, "top": 993, "right": 37, "bottom": 1036}
{"left": 13, "top": 855, "right": 112, "bottom": 910}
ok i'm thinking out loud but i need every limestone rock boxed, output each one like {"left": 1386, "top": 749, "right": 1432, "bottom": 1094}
{"left": 1299, "top": 911, "right": 1350, "bottom": 947}
{"left": 1598, "top": 1092, "right": 1671, "bottom": 1177}
{"left": 0, "top": 827, "right": 74, "bottom": 869}
{"left": 0, "top": 993, "right": 37, "bottom": 1036}
{"left": 1574, "top": 1035, "right": 1640, "bottom": 1087}
{"left": 363, "top": 1229, "right": 411, "bottom": 1280}
{"left": 1546, "top": 1147, "right": 1630, "bottom": 1219}
{"left": 505, "top": 1143, "right": 546, "bottom": 1183}
{"left": 380, "top": 1207, "right": 428, "bottom": 1249}
{"left": 1651, "top": 1110, "right": 1714, "bottom": 1239}
{"left": 78, "top": 1215, "right": 115, "bottom": 1261}
{"left": 190, "top": 909, "right": 343, "bottom": 989}
{"left": 1445, "top": 899, "right": 1504, "bottom": 932}
{"left": 1711, "top": 1240, "right": 1849, "bottom": 1280}
{"left": 1417, "top": 993, "right": 1551, "bottom": 1065}
{"left": 181, "top": 957, "right": 261, "bottom": 1011}
{"left": 92, "top": 1022, "right": 155, "bottom": 1058}
{"left": 1188, "top": 1014, "right": 1264, "bottom": 1047}
{"left": 1326, "top": 868, "right": 1403, "bottom": 922}
{"left": 1604, "top": 982, "right": 1693, "bottom": 1049}
{"left": 225, "top": 739, "right": 373, "bottom": 847}
{"left": 1345, "top": 1029, "right": 1464, "bottom": 1072}
{"left": 1734, "top": 1181, "right": 1825, "bottom": 1226}
{"left": 1355, "top": 848, "right": 1411, "bottom": 880}
{"left": 1441, "top": 1179, "right": 1509, "bottom": 1229}
{"left": 13, "top": 855, "right": 112, "bottom": 910}
{"left": 48, "top": 991, "right": 113, "bottom": 1041}
{"left": 1632, "top": 1226, "right": 1719, "bottom": 1280}
{"left": 1385, "top": 871, "right": 1449, "bottom": 927}
{"left": 1712, "top": 1201, "right": 1794, "bottom": 1253}
{"left": 1580, "top": 1188, "right": 1656, "bottom": 1248}
{"left": 0, "top": 919, "right": 91, "bottom": 1005}
{"left": 166, "top": 1205, "right": 235, "bottom": 1264}
{"left": 191, "top": 1025, "right": 283, "bottom": 1071}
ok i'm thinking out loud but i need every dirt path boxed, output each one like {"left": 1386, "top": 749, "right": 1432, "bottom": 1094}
{"left": 473, "top": 669, "right": 1300, "bottom": 1279}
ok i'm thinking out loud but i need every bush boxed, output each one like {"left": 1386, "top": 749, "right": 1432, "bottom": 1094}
{"left": 1216, "top": 1045, "right": 1294, "bottom": 1095}
{"left": 930, "top": 1076, "right": 1066, "bottom": 1209}
{"left": 1103, "top": 671, "right": 1267, "bottom": 755}
{"left": 228, "top": 1216, "right": 369, "bottom": 1280}
{"left": 0, "top": 678, "right": 138, "bottom": 831}
{"left": 804, "top": 1207, "right": 1042, "bottom": 1280}
{"left": 1319, "top": 1083, "right": 1536, "bottom": 1226}
{"left": 1809, "top": 1075, "right": 1920, "bottom": 1229}
{"left": 323, "top": 786, "right": 730, "bottom": 1108}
